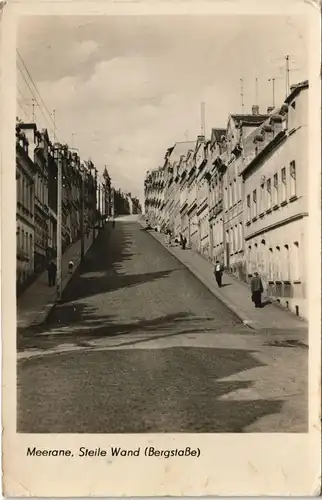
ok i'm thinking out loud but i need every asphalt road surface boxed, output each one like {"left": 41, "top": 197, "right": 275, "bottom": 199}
{"left": 17, "top": 216, "right": 308, "bottom": 433}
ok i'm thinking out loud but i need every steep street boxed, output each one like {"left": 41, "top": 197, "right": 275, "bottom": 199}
{"left": 17, "top": 216, "right": 308, "bottom": 433}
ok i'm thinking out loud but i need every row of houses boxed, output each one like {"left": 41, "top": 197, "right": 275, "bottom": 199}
{"left": 144, "top": 80, "right": 309, "bottom": 319}
{"left": 16, "top": 120, "right": 115, "bottom": 295}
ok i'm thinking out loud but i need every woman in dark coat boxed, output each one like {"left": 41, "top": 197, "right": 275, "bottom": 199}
{"left": 250, "top": 272, "right": 264, "bottom": 308}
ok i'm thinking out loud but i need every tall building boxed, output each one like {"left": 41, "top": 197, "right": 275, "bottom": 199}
{"left": 19, "top": 123, "right": 50, "bottom": 274}
{"left": 222, "top": 108, "right": 269, "bottom": 281}
{"left": 195, "top": 136, "right": 211, "bottom": 257}
{"left": 208, "top": 128, "right": 226, "bottom": 262}
{"left": 16, "top": 124, "right": 37, "bottom": 293}
{"left": 240, "top": 81, "right": 309, "bottom": 319}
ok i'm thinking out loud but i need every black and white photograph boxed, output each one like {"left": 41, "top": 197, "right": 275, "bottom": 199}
{"left": 14, "top": 13, "right": 312, "bottom": 435}
{"left": 1, "top": 1, "right": 321, "bottom": 496}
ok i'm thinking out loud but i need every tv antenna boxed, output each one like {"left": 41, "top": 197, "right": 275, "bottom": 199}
{"left": 240, "top": 78, "right": 244, "bottom": 113}
{"left": 255, "top": 77, "right": 259, "bottom": 106}
{"left": 200, "top": 102, "right": 206, "bottom": 136}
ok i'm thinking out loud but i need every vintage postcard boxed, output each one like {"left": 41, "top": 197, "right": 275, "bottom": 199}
{"left": 1, "top": 0, "right": 321, "bottom": 496}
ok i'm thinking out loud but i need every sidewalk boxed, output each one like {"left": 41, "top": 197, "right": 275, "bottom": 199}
{"left": 144, "top": 226, "right": 308, "bottom": 334}
{"left": 17, "top": 229, "right": 97, "bottom": 329}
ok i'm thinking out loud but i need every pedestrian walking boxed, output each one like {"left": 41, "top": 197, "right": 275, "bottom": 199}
{"left": 214, "top": 260, "right": 224, "bottom": 287}
{"left": 68, "top": 260, "right": 74, "bottom": 274}
{"left": 182, "top": 236, "right": 187, "bottom": 250}
{"left": 250, "top": 272, "right": 264, "bottom": 308}
{"left": 47, "top": 259, "right": 57, "bottom": 287}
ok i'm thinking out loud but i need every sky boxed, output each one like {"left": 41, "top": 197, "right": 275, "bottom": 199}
{"left": 17, "top": 15, "right": 308, "bottom": 202}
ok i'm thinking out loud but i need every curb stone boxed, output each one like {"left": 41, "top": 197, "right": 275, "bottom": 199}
{"left": 24, "top": 235, "right": 97, "bottom": 328}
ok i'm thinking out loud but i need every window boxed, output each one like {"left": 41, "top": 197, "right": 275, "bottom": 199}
{"left": 247, "top": 194, "right": 251, "bottom": 220}
{"left": 230, "top": 182, "right": 234, "bottom": 206}
{"left": 292, "top": 241, "right": 300, "bottom": 281}
{"left": 252, "top": 189, "right": 257, "bottom": 217}
{"left": 283, "top": 244, "right": 290, "bottom": 280}
{"left": 273, "top": 173, "right": 279, "bottom": 205}
{"left": 281, "top": 167, "right": 287, "bottom": 201}
{"left": 22, "top": 178, "right": 25, "bottom": 206}
{"left": 239, "top": 222, "right": 243, "bottom": 251}
{"left": 224, "top": 186, "right": 228, "bottom": 209}
{"left": 290, "top": 161, "right": 296, "bottom": 198}
{"left": 247, "top": 245, "right": 252, "bottom": 274}
{"left": 266, "top": 179, "right": 272, "bottom": 209}
{"left": 260, "top": 183, "right": 265, "bottom": 213}
{"left": 254, "top": 243, "right": 258, "bottom": 270}
{"left": 29, "top": 185, "right": 33, "bottom": 213}
{"left": 260, "top": 240, "right": 266, "bottom": 275}
{"left": 275, "top": 246, "right": 281, "bottom": 280}
{"left": 268, "top": 248, "right": 273, "bottom": 280}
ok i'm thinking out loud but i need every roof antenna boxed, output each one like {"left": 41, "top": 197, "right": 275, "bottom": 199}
{"left": 240, "top": 78, "right": 244, "bottom": 113}
{"left": 200, "top": 102, "right": 206, "bottom": 137}
{"left": 255, "top": 77, "right": 259, "bottom": 106}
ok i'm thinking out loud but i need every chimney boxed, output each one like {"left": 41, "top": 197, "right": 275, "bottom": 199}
{"left": 20, "top": 124, "right": 37, "bottom": 160}
{"left": 252, "top": 105, "right": 260, "bottom": 115}
{"left": 267, "top": 106, "right": 274, "bottom": 114}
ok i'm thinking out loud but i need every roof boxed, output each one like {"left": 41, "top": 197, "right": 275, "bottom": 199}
{"left": 211, "top": 128, "right": 226, "bottom": 142}
{"left": 169, "top": 141, "right": 196, "bottom": 163}
{"left": 241, "top": 130, "right": 287, "bottom": 178}
{"left": 285, "top": 80, "right": 309, "bottom": 104}
{"left": 231, "top": 114, "right": 270, "bottom": 125}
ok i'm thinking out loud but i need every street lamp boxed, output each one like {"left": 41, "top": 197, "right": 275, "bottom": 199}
{"left": 53, "top": 142, "right": 63, "bottom": 302}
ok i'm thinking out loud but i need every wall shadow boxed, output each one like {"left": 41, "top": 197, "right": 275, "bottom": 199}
{"left": 58, "top": 222, "right": 180, "bottom": 304}
{"left": 17, "top": 345, "right": 287, "bottom": 433}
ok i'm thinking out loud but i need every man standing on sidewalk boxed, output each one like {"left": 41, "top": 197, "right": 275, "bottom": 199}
{"left": 214, "top": 260, "right": 224, "bottom": 287}
{"left": 47, "top": 259, "right": 57, "bottom": 287}
{"left": 250, "top": 272, "right": 264, "bottom": 308}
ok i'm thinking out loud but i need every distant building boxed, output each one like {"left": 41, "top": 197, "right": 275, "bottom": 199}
{"left": 240, "top": 81, "right": 309, "bottom": 319}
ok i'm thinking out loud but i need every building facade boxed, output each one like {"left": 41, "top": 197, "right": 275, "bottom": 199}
{"left": 195, "top": 136, "right": 211, "bottom": 257}
{"left": 19, "top": 124, "right": 50, "bottom": 274}
{"left": 222, "top": 109, "right": 269, "bottom": 280}
{"left": 16, "top": 125, "right": 37, "bottom": 293}
{"left": 208, "top": 128, "right": 226, "bottom": 262}
{"left": 241, "top": 81, "right": 309, "bottom": 319}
